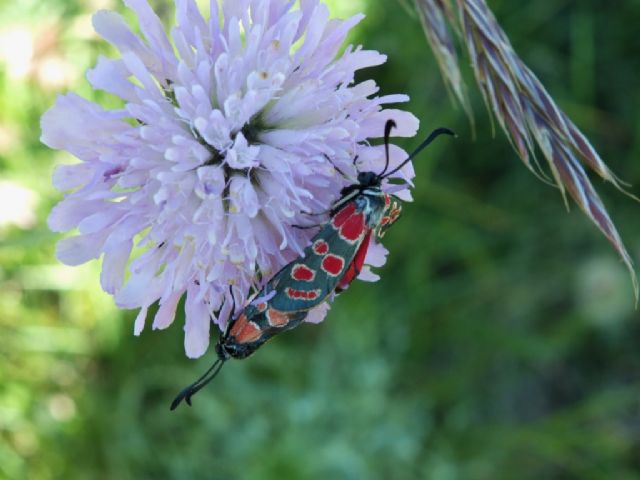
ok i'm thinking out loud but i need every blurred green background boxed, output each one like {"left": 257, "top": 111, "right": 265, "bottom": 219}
{"left": 1, "top": 0, "right": 640, "bottom": 479}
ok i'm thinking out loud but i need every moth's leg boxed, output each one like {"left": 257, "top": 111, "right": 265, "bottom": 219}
{"left": 292, "top": 224, "right": 323, "bottom": 230}
{"left": 323, "top": 154, "right": 349, "bottom": 178}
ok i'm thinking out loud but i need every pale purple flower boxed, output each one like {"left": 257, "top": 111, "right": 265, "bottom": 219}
{"left": 41, "top": 0, "right": 419, "bottom": 358}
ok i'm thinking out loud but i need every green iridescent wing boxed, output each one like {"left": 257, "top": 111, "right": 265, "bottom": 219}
{"left": 267, "top": 197, "right": 372, "bottom": 312}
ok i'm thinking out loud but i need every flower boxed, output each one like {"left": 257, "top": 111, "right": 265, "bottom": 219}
{"left": 41, "top": 0, "right": 419, "bottom": 358}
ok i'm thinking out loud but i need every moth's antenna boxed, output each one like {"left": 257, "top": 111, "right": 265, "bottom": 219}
{"left": 379, "top": 119, "right": 397, "bottom": 177}
{"left": 382, "top": 127, "right": 456, "bottom": 179}
{"left": 170, "top": 359, "right": 226, "bottom": 410}
{"left": 170, "top": 286, "right": 236, "bottom": 411}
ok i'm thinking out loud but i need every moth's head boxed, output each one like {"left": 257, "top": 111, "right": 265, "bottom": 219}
{"left": 357, "top": 171, "right": 380, "bottom": 188}
{"left": 215, "top": 341, "right": 230, "bottom": 361}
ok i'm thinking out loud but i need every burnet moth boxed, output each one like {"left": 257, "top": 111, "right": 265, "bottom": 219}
{"left": 170, "top": 120, "right": 454, "bottom": 409}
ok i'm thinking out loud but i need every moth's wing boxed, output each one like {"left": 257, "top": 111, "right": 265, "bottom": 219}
{"left": 268, "top": 200, "right": 369, "bottom": 312}
{"left": 336, "top": 231, "right": 371, "bottom": 293}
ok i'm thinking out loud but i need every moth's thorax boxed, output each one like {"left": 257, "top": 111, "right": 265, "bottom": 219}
{"left": 355, "top": 188, "right": 387, "bottom": 228}
{"left": 219, "top": 341, "right": 257, "bottom": 360}
{"left": 215, "top": 341, "right": 231, "bottom": 361}
{"left": 334, "top": 172, "right": 383, "bottom": 213}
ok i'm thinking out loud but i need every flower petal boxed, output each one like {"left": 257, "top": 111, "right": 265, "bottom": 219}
{"left": 92, "top": 10, "right": 156, "bottom": 68}
{"left": 153, "top": 291, "right": 183, "bottom": 330}
{"left": 100, "top": 240, "right": 132, "bottom": 294}
{"left": 52, "top": 163, "right": 95, "bottom": 192}
{"left": 306, "top": 301, "right": 330, "bottom": 324}
{"left": 87, "top": 56, "right": 139, "bottom": 103}
{"left": 55, "top": 231, "right": 109, "bottom": 266}
{"left": 184, "top": 287, "right": 211, "bottom": 358}
{"left": 134, "top": 305, "right": 149, "bottom": 336}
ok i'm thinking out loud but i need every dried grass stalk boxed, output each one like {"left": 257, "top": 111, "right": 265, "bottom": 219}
{"left": 416, "top": 0, "right": 472, "bottom": 119}
{"left": 415, "top": 0, "right": 639, "bottom": 301}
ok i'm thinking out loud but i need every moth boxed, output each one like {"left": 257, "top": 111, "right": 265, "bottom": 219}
{"left": 170, "top": 120, "right": 454, "bottom": 409}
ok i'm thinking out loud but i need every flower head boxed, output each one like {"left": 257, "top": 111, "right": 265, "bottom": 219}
{"left": 42, "top": 0, "right": 419, "bottom": 357}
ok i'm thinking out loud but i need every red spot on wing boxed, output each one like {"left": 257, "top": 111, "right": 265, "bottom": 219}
{"left": 286, "top": 287, "right": 321, "bottom": 301}
{"left": 229, "top": 314, "right": 247, "bottom": 337}
{"left": 236, "top": 322, "right": 262, "bottom": 344}
{"left": 339, "top": 232, "right": 371, "bottom": 290}
{"left": 286, "top": 287, "right": 301, "bottom": 299}
{"left": 256, "top": 303, "right": 267, "bottom": 312}
{"left": 321, "top": 254, "right": 345, "bottom": 276}
{"left": 267, "top": 308, "right": 290, "bottom": 327}
{"left": 384, "top": 194, "right": 391, "bottom": 207}
{"left": 331, "top": 202, "right": 357, "bottom": 228}
{"left": 230, "top": 314, "right": 262, "bottom": 344}
{"left": 292, "top": 264, "right": 315, "bottom": 282}
{"left": 340, "top": 212, "right": 365, "bottom": 242}
{"left": 313, "top": 239, "right": 329, "bottom": 255}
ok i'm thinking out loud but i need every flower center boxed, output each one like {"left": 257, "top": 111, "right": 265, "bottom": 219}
{"left": 163, "top": 82, "right": 265, "bottom": 212}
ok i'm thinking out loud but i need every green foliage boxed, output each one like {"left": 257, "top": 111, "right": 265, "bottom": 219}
{"left": 1, "top": 1, "right": 639, "bottom": 479}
